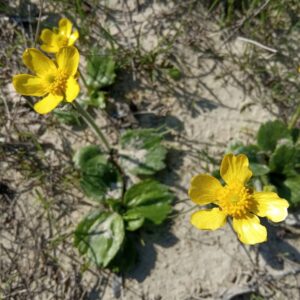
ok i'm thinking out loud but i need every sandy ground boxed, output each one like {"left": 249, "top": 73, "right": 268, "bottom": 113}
{"left": 97, "top": 2, "right": 300, "bottom": 300}
{"left": 2, "top": 1, "right": 300, "bottom": 300}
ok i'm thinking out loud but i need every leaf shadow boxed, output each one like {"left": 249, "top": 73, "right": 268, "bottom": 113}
{"left": 135, "top": 112, "right": 184, "bottom": 133}
{"left": 126, "top": 221, "right": 178, "bottom": 282}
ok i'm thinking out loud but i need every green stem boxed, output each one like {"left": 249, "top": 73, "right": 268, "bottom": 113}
{"left": 288, "top": 104, "right": 300, "bottom": 130}
{"left": 167, "top": 205, "right": 197, "bottom": 219}
{"left": 73, "top": 101, "right": 128, "bottom": 200}
{"left": 73, "top": 101, "right": 110, "bottom": 151}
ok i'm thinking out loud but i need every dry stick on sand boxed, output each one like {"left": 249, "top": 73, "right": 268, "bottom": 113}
{"left": 237, "top": 36, "right": 277, "bottom": 54}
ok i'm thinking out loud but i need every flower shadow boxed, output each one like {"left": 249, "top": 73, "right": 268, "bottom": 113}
{"left": 258, "top": 220, "right": 300, "bottom": 270}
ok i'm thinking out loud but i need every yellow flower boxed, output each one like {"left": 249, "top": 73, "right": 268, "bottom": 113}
{"left": 40, "top": 18, "right": 79, "bottom": 53}
{"left": 13, "top": 46, "right": 80, "bottom": 114}
{"left": 189, "top": 153, "right": 289, "bottom": 245}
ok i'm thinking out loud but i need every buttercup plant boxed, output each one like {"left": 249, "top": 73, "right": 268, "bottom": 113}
{"left": 12, "top": 17, "right": 173, "bottom": 272}
{"left": 11, "top": 14, "right": 291, "bottom": 274}
{"left": 189, "top": 153, "right": 289, "bottom": 245}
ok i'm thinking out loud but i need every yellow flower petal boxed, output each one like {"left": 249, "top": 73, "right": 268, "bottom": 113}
{"left": 22, "top": 48, "right": 57, "bottom": 76}
{"left": 233, "top": 214, "right": 267, "bottom": 245}
{"left": 40, "top": 29, "right": 60, "bottom": 53}
{"left": 189, "top": 174, "right": 223, "bottom": 205}
{"left": 191, "top": 208, "right": 227, "bottom": 230}
{"left": 34, "top": 94, "right": 63, "bottom": 114}
{"left": 68, "top": 30, "right": 79, "bottom": 45}
{"left": 56, "top": 46, "right": 79, "bottom": 76}
{"left": 58, "top": 18, "right": 73, "bottom": 36}
{"left": 40, "top": 28, "right": 55, "bottom": 44}
{"left": 41, "top": 44, "right": 59, "bottom": 53}
{"left": 253, "top": 192, "right": 289, "bottom": 222}
{"left": 13, "top": 74, "right": 48, "bottom": 96}
{"left": 65, "top": 77, "right": 80, "bottom": 102}
{"left": 220, "top": 153, "right": 252, "bottom": 185}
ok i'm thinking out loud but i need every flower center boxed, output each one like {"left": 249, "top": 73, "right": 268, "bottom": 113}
{"left": 47, "top": 70, "right": 68, "bottom": 95}
{"left": 217, "top": 182, "right": 256, "bottom": 218}
{"left": 57, "top": 35, "right": 69, "bottom": 47}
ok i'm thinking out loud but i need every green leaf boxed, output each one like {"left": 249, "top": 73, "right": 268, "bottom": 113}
{"left": 119, "top": 128, "right": 167, "bottom": 175}
{"left": 124, "top": 215, "right": 145, "bottom": 231}
{"left": 291, "top": 128, "right": 299, "bottom": 143}
{"left": 88, "top": 91, "right": 106, "bottom": 109}
{"left": 124, "top": 202, "right": 171, "bottom": 225}
{"left": 74, "top": 211, "right": 125, "bottom": 267}
{"left": 105, "top": 198, "right": 123, "bottom": 213}
{"left": 123, "top": 180, "right": 174, "bottom": 224}
{"left": 74, "top": 146, "right": 120, "bottom": 199}
{"left": 73, "top": 145, "right": 102, "bottom": 169}
{"left": 295, "top": 143, "right": 300, "bottom": 169}
{"left": 227, "top": 142, "right": 261, "bottom": 163}
{"left": 226, "top": 140, "right": 244, "bottom": 153}
{"left": 87, "top": 54, "right": 116, "bottom": 89}
{"left": 257, "top": 120, "right": 291, "bottom": 151}
{"left": 80, "top": 155, "right": 119, "bottom": 199}
{"left": 167, "top": 67, "right": 181, "bottom": 80}
{"left": 269, "top": 139, "right": 296, "bottom": 174}
{"left": 283, "top": 176, "right": 300, "bottom": 207}
{"left": 125, "top": 179, "right": 173, "bottom": 207}
{"left": 250, "top": 163, "right": 270, "bottom": 176}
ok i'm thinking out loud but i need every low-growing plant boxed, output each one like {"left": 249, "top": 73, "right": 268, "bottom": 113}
{"left": 226, "top": 120, "right": 300, "bottom": 207}
{"left": 72, "top": 129, "right": 174, "bottom": 271}
{"left": 11, "top": 17, "right": 175, "bottom": 273}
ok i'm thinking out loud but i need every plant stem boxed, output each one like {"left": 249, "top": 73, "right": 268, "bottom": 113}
{"left": 73, "top": 101, "right": 110, "bottom": 151}
{"left": 167, "top": 205, "right": 197, "bottom": 219}
{"left": 73, "top": 101, "right": 128, "bottom": 199}
{"left": 288, "top": 104, "right": 300, "bottom": 130}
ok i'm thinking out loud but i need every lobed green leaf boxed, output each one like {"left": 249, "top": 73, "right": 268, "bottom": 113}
{"left": 269, "top": 139, "right": 296, "bottom": 175}
{"left": 73, "top": 146, "right": 120, "bottom": 199}
{"left": 124, "top": 179, "right": 173, "bottom": 207}
{"left": 284, "top": 176, "right": 300, "bottom": 207}
{"left": 123, "top": 180, "right": 174, "bottom": 224}
{"left": 74, "top": 211, "right": 125, "bottom": 267}
{"left": 257, "top": 120, "right": 291, "bottom": 151}
{"left": 80, "top": 155, "right": 119, "bottom": 199}
{"left": 119, "top": 128, "right": 167, "bottom": 175}
{"left": 87, "top": 54, "right": 116, "bottom": 89}
{"left": 73, "top": 145, "right": 102, "bottom": 169}
{"left": 250, "top": 163, "right": 270, "bottom": 176}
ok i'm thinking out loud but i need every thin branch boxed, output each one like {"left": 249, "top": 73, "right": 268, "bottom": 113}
{"left": 237, "top": 36, "right": 277, "bottom": 53}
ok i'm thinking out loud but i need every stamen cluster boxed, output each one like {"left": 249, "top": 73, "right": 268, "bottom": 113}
{"left": 48, "top": 71, "right": 68, "bottom": 95}
{"left": 57, "top": 36, "right": 69, "bottom": 47}
{"left": 218, "top": 182, "right": 255, "bottom": 218}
